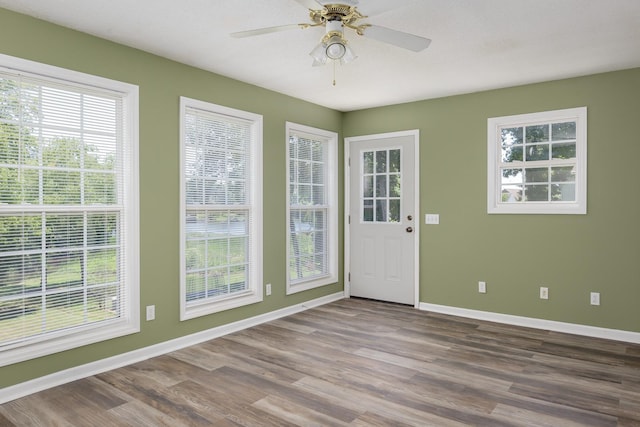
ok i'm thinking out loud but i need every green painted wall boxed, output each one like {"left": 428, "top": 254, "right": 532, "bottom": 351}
{"left": 343, "top": 68, "right": 640, "bottom": 333}
{"left": 1, "top": 5, "right": 639, "bottom": 391}
{"left": 0, "top": 8, "right": 343, "bottom": 387}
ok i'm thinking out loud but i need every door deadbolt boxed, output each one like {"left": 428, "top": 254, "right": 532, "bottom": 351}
{"left": 407, "top": 215, "right": 413, "bottom": 221}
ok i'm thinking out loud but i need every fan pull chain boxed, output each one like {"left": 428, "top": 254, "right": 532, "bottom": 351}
{"left": 333, "top": 59, "right": 337, "bottom": 86}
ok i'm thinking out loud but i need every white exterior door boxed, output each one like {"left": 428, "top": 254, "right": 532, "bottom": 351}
{"left": 346, "top": 130, "right": 418, "bottom": 305}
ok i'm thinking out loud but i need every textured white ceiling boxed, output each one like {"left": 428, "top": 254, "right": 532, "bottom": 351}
{"left": 1, "top": 0, "right": 639, "bottom": 111}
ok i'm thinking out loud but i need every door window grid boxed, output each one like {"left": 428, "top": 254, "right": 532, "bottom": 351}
{"left": 362, "top": 148, "right": 401, "bottom": 223}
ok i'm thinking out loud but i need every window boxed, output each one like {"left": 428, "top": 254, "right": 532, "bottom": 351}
{"left": 180, "top": 97, "right": 262, "bottom": 320}
{"left": 0, "top": 54, "right": 139, "bottom": 366}
{"left": 361, "top": 148, "right": 402, "bottom": 222}
{"left": 286, "top": 122, "right": 338, "bottom": 294}
{"left": 488, "top": 107, "right": 587, "bottom": 214}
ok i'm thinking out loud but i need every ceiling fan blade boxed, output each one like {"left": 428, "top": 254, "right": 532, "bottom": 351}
{"left": 231, "top": 24, "right": 304, "bottom": 38}
{"left": 293, "top": 0, "right": 324, "bottom": 10}
{"left": 362, "top": 25, "right": 431, "bottom": 52}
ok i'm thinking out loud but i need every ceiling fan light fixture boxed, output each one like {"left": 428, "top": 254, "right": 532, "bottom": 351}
{"left": 309, "top": 42, "right": 329, "bottom": 65}
{"left": 310, "top": 21, "right": 357, "bottom": 66}
{"left": 309, "top": 36, "right": 357, "bottom": 66}
{"left": 341, "top": 44, "right": 357, "bottom": 64}
{"left": 325, "top": 35, "right": 346, "bottom": 59}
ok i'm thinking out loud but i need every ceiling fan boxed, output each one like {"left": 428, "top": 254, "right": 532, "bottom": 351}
{"left": 231, "top": 0, "right": 431, "bottom": 67}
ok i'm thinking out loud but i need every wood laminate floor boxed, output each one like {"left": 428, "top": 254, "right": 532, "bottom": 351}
{"left": 1, "top": 298, "right": 639, "bottom": 426}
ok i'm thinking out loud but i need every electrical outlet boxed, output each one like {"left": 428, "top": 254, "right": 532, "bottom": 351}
{"left": 146, "top": 305, "right": 155, "bottom": 321}
{"left": 590, "top": 292, "right": 600, "bottom": 306}
{"left": 539, "top": 286, "right": 549, "bottom": 300}
{"left": 478, "top": 281, "right": 486, "bottom": 294}
{"left": 266, "top": 283, "right": 272, "bottom": 296}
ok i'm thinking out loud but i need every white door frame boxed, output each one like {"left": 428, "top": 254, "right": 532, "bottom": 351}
{"left": 344, "top": 130, "right": 420, "bottom": 308}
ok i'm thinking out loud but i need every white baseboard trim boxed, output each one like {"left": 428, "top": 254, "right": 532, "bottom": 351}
{"left": 419, "top": 302, "right": 640, "bottom": 344}
{"left": 0, "top": 291, "right": 345, "bottom": 404}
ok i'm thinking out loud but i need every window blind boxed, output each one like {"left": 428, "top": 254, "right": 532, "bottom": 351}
{"left": 0, "top": 70, "right": 129, "bottom": 349}
{"left": 183, "top": 106, "right": 254, "bottom": 306}
{"left": 288, "top": 133, "right": 329, "bottom": 284}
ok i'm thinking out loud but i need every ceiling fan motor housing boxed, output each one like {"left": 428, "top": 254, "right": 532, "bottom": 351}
{"left": 309, "top": 3, "right": 365, "bottom": 30}
{"left": 324, "top": 4, "right": 353, "bottom": 17}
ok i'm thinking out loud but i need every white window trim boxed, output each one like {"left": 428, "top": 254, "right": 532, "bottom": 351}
{"left": 179, "top": 97, "right": 263, "bottom": 320}
{"left": 285, "top": 122, "right": 338, "bottom": 295}
{"left": 487, "top": 107, "right": 587, "bottom": 214}
{"left": 0, "top": 54, "right": 140, "bottom": 367}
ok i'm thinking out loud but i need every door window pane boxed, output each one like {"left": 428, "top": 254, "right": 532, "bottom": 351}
{"left": 376, "top": 200, "right": 387, "bottom": 222}
{"left": 363, "top": 199, "right": 373, "bottom": 222}
{"left": 363, "top": 151, "right": 374, "bottom": 174}
{"left": 389, "top": 199, "right": 400, "bottom": 223}
{"left": 389, "top": 175, "right": 401, "bottom": 198}
{"left": 376, "top": 150, "right": 387, "bottom": 173}
{"left": 389, "top": 149, "right": 401, "bottom": 173}
{"left": 376, "top": 175, "right": 387, "bottom": 197}
{"left": 363, "top": 175, "right": 373, "bottom": 198}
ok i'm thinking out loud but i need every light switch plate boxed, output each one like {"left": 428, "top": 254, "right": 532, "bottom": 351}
{"left": 146, "top": 305, "right": 155, "bottom": 321}
{"left": 478, "top": 281, "right": 486, "bottom": 293}
{"left": 425, "top": 214, "right": 440, "bottom": 224}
